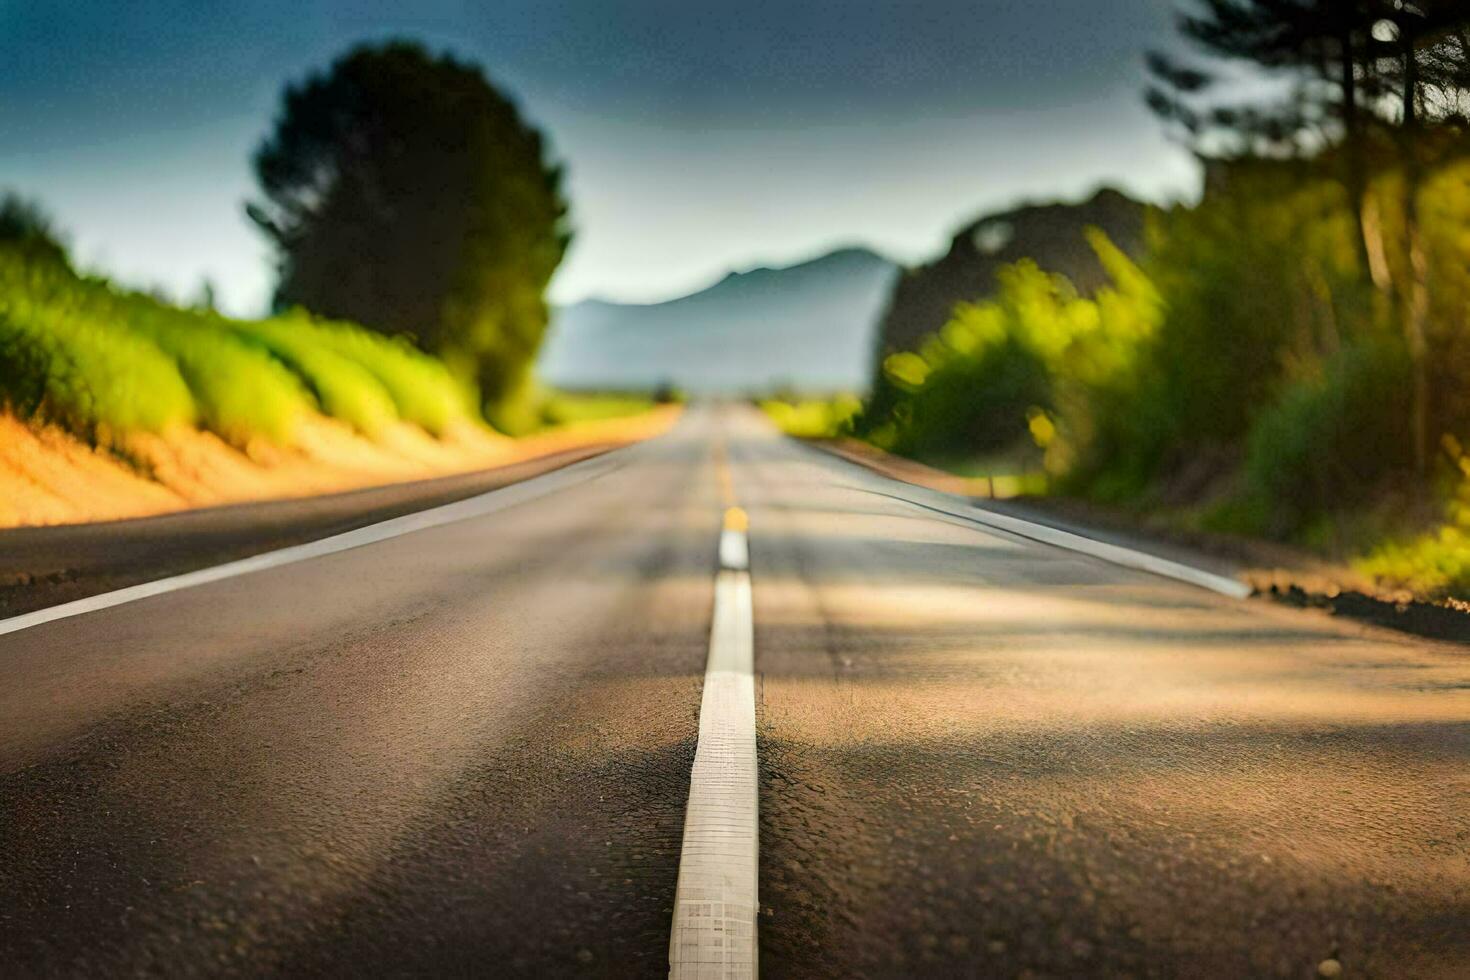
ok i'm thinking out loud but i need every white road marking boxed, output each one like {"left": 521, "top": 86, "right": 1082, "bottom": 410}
{"left": 718, "top": 529, "right": 749, "bottom": 572}
{"left": 669, "top": 521, "right": 758, "bottom": 979}
{"left": 807, "top": 444, "right": 1251, "bottom": 599}
{"left": 916, "top": 493, "right": 1251, "bottom": 598}
{"left": 0, "top": 453, "right": 623, "bottom": 638}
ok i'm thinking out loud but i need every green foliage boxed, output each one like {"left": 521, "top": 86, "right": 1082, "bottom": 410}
{"left": 851, "top": 152, "right": 1470, "bottom": 600}
{"left": 127, "top": 309, "right": 312, "bottom": 446}
{"left": 1088, "top": 167, "right": 1371, "bottom": 493}
{"left": 248, "top": 40, "right": 571, "bottom": 419}
{"left": 0, "top": 251, "right": 196, "bottom": 437}
{"left": 292, "top": 315, "right": 470, "bottom": 436}
{"left": 1358, "top": 526, "right": 1470, "bottom": 596}
{"left": 853, "top": 234, "right": 1160, "bottom": 468}
{"left": 0, "top": 307, "right": 197, "bottom": 438}
{"left": 1359, "top": 442, "right": 1470, "bottom": 595}
{"left": 0, "top": 243, "right": 471, "bottom": 447}
{"left": 835, "top": 3, "right": 1470, "bottom": 592}
{"left": 760, "top": 394, "right": 863, "bottom": 439}
{"left": 1394, "top": 163, "right": 1470, "bottom": 435}
{"left": 231, "top": 318, "right": 401, "bottom": 439}
{"left": 1243, "top": 340, "right": 1412, "bottom": 532}
{"left": 885, "top": 334, "right": 1050, "bottom": 459}
{"left": 538, "top": 391, "right": 658, "bottom": 428}
{"left": 0, "top": 192, "right": 70, "bottom": 268}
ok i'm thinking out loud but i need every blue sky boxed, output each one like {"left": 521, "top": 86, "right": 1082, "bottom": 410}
{"left": 0, "top": 1, "right": 1200, "bottom": 314}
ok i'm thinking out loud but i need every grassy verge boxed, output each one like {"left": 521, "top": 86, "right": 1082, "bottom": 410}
{"left": 0, "top": 245, "right": 474, "bottom": 450}
{"left": 0, "top": 246, "right": 673, "bottom": 528}
{"left": 762, "top": 394, "right": 1470, "bottom": 612}
{"left": 537, "top": 391, "right": 659, "bottom": 428}
{"left": 758, "top": 395, "right": 861, "bottom": 440}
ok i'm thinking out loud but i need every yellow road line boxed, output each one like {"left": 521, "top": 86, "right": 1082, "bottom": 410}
{"left": 713, "top": 441, "right": 737, "bottom": 510}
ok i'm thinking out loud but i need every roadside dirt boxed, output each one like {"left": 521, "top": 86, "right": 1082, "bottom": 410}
{"left": 0, "top": 409, "right": 683, "bottom": 620}
{"left": 0, "top": 407, "right": 679, "bottom": 528}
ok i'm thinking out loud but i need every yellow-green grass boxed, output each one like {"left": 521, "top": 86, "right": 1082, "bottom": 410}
{"left": 229, "top": 318, "right": 401, "bottom": 439}
{"left": 759, "top": 394, "right": 862, "bottom": 439}
{"left": 0, "top": 246, "right": 473, "bottom": 448}
{"left": 128, "top": 309, "right": 315, "bottom": 446}
{"left": 277, "top": 313, "right": 470, "bottom": 436}
{"left": 0, "top": 304, "right": 197, "bottom": 437}
{"left": 538, "top": 391, "right": 657, "bottom": 428}
{"left": 1359, "top": 526, "right": 1470, "bottom": 598}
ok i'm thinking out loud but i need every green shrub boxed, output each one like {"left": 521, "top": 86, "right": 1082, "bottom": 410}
{"left": 126, "top": 310, "right": 314, "bottom": 446}
{"left": 270, "top": 311, "right": 470, "bottom": 435}
{"left": 1359, "top": 526, "right": 1470, "bottom": 597}
{"left": 540, "top": 391, "right": 658, "bottom": 428}
{"left": 1244, "top": 340, "right": 1412, "bottom": 532}
{"left": 855, "top": 237, "right": 1158, "bottom": 469}
{"left": 0, "top": 307, "right": 197, "bottom": 437}
{"left": 231, "top": 319, "right": 401, "bottom": 438}
{"left": 0, "top": 251, "right": 197, "bottom": 438}
{"left": 760, "top": 394, "right": 862, "bottom": 439}
{"left": 0, "top": 243, "right": 477, "bottom": 447}
{"left": 1078, "top": 168, "right": 1373, "bottom": 497}
{"left": 883, "top": 335, "right": 1050, "bottom": 460}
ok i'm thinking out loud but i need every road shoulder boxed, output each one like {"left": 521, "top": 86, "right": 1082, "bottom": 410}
{"left": 0, "top": 442, "right": 621, "bottom": 620}
{"left": 806, "top": 436, "right": 1470, "bottom": 644}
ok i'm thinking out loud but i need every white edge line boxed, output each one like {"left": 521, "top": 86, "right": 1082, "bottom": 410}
{"left": 809, "top": 446, "right": 1251, "bottom": 599}
{"left": 964, "top": 505, "right": 1251, "bottom": 598}
{"left": 0, "top": 452, "right": 622, "bottom": 638}
{"left": 669, "top": 530, "right": 759, "bottom": 979}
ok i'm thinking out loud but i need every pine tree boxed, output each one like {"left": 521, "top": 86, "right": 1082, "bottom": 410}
{"left": 1145, "top": 1, "right": 1379, "bottom": 276}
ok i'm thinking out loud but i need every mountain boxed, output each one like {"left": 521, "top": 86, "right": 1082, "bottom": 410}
{"left": 536, "top": 247, "right": 899, "bottom": 395}
{"left": 873, "top": 187, "right": 1149, "bottom": 369}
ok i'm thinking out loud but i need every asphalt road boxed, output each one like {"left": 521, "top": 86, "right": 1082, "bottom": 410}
{"left": 2, "top": 405, "right": 1467, "bottom": 977}
{"left": 0, "top": 442, "right": 619, "bottom": 619}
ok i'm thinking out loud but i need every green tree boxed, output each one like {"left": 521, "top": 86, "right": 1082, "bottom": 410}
{"left": 247, "top": 41, "right": 571, "bottom": 425}
{"left": 1146, "top": 1, "right": 1380, "bottom": 274}
{"left": 1150, "top": 1, "right": 1470, "bottom": 472}
{"left": 1364, "top": 1, "right": 1470, "bottom": 470}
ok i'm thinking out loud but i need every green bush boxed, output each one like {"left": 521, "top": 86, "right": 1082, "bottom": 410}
{"left": 126, "top": 309, "right": 314, "bottom": 446}
{"left": 1244, "top": 341, "right": 1412, "bottom": 532}
{"left": 230, "top": 319, "right": 401, "bottom": 439}
{"left": 269, "top": 312, "right": 470, "bottom": 435}
{"left": 854, "top": 238, "right": 1158, "bottom": 469}
{"left": 760, "top": 394, "right": 862, "bottom": 439}
{"left": 883, "top": 335, "right": 1050, "bottom": 459}
{"left": 0, "top": 254, "right": 197, "bottom": 436}
{"left": 539, "top": 391, "right": 658, "bottom": 428}
{"left": 0, "top": 243, "right": 475, "bottom": 447}
{"left": 0, "top": 305, "right": 196, "bottom": 437}
{"left": 1080, "top": 170, "right": 1372, "bottom": 497}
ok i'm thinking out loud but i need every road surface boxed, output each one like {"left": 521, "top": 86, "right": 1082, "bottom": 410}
{"left": 2, "top": 406, "right": 1467, "bottom": 977}
{"left": 0, "top": 443, "right": 620, "bottom": 620}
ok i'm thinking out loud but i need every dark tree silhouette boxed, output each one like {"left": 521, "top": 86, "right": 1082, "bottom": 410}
{"left": 247, "top": 41, "right": 571, "bottom": 422}
{"left": 1146, "top": 1, "right": 1380, "bottom": 276}
{"left": 0, "top": 192, "right": 70, "bottom": 267}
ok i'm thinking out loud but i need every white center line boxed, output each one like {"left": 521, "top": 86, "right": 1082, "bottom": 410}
{"left": 718, "top": 527, "right": 750, "bottom": 572}
{"left": 669, "top": 508, "right": 758, "bottom": 979}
